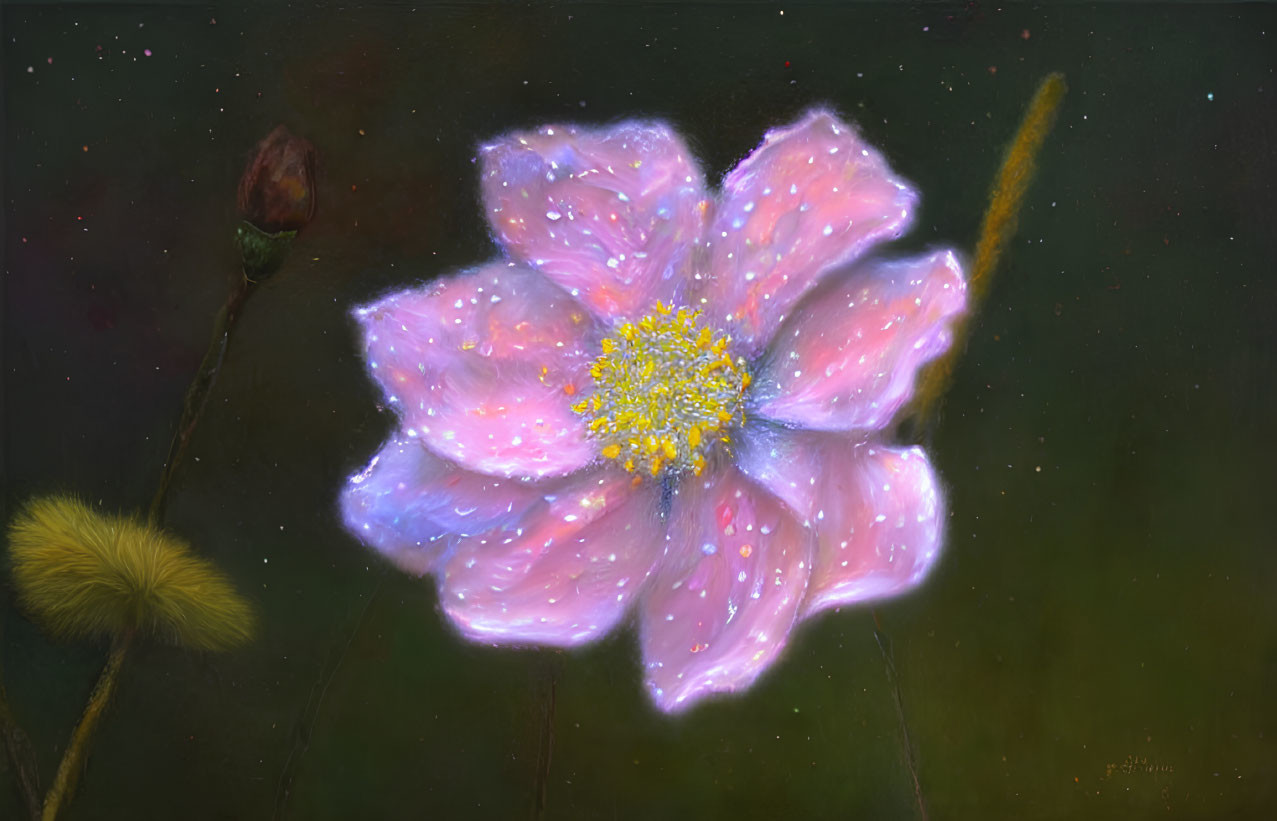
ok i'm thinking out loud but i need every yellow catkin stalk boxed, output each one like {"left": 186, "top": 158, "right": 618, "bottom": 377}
{"left": 909, "top": 72, "right": 1068, "bottom": 428}
{"left": 41, "top": 632, "right": 134, "bottom": 821}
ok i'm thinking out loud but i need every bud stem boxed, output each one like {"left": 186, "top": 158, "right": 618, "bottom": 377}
{"left": 148, "top": 274, "right": 255, "bottom": 524}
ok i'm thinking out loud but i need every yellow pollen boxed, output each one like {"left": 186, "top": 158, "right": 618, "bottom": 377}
{"left": 573, "top": 302, "right": 750, "bottom": 478}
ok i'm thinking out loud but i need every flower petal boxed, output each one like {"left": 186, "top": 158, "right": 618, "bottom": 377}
{"left": 703, "top": 109, "right": 919, "bottom": 355}
{"left": 438, "top": 469, "right": 664, "bottom": 647}
{"left": 734, "top": 427, "right": 945, "bottom": 617}
{"left": 638, "top": 466, "right": 812, "bottom": 713}
{"left": 354, "top": 263, "right": 602, "bottom": 478}
{"left": 732, "top": 419, "right": 831, "bottom": 521}
{"left": 340, "top": 435, "right": 547, "bottom": 577}
{"left": 481, "top": 121, "right": 709, "bottom": 320}
{"left": 754, "top": 249, "right": 966, "bottom": 432}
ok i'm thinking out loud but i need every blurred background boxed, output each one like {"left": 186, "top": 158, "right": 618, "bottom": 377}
{"left": 3, "top": 2, "right": 1274, "bottom": 818}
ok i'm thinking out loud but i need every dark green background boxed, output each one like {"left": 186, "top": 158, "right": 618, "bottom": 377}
{"left": 4, "top": 3, "right": 1274, "bottom": 819}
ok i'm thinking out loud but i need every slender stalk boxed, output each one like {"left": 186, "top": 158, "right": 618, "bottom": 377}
{"left": 40, "top": 632, "right": 134, "bottom": 821}
{"left": 149, "top": 275, "right": 255, "bottom": 525}
{"left": 273, "top": 582, "right": 383, "bottom": 820}
{"left": 871, "top": 609, "right": 928, "bottom": 821}
{"left": 0, "top": 660, "right": 41, "bottom": 821}
{"left": 530, "top": 658, "right": 559, "bottom": 821}
{"left": 906, "top": 72, "right": 1068, "bottom": 433}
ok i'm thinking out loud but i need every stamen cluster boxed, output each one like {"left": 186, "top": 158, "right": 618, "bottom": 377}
{"left": 573, "top": 302, "right": 750, "bottom": 478}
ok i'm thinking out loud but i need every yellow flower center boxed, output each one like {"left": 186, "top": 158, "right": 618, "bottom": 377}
{"left": 573, "top": 301, "right": 751, "bottom": 478}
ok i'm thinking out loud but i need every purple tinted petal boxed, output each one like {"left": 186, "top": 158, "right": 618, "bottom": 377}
{"left": 732, "top": 420, "right": 837, "bottom": 520}
{"left": 638, "top": 466, "right": 812, "bottom": 713}
{"left": 701, "top": 109, "right": 919, "bottom": 355}
{"left": 734, "top": 428, "right": 945, "bottom": 617}
{"left": 354, "top": 263, "right": 602, "bottom": 478}
{"left": 481, "top": 121, "right": 709, "bottom": 320}
{"left": 340, "top": 435, "right": 546, "bottom": 577}
{"left": 754, "top": 249, "right": 966, "bottom": 432}
{"left": 803, "top": 441, "right": 945, "bottom": 616}
{"left": 438, "top": 469, "right": 664, "bottom": 647}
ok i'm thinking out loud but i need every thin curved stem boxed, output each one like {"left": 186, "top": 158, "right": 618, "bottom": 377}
{"left": 872, "top": 609, "right": 928, "bottom": 821}
{"left": 148, "top": 275, "right": 254, "bottom": 525}
{"left": 530, "top": 657, "right": 559, "bottom": 821}
{"left": 41, "top": 631, "right": 134, "bottom": 821}
{"left": 0, "top": 622, "right": 41, "bottom": 821}
{"left": 906, "top": 72, "right": 1068, "bottom": 435}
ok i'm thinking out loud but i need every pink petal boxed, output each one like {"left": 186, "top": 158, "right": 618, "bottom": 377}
{"left": 354, "top": 263, "right": 602, "bottom": 479}
{"left": 732, "top": 420, "right": 832, "bottom": 520}
{"left": 701, "top": 109, "right": 919, "bottom": 355}
{"left": 734, "top": 428, "right": 945, "bottom": 617}
{"left": 438, "top": 469, "right": 664, "bottom": 647}
{"left": 754, "top": 249, "right": 966, "bottom": 432}
{"left": 340, "top": 435, "right": 547, "bottom": 577}
{"left": 638, "top": 466, "right": 812, "bottom": 713}
{"left": 480, "top": 121, "right": 709, "bottom": 320}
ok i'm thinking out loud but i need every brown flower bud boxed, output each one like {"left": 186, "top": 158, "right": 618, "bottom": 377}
{"left": 237, "top": 125, "right": 317, "bottom": 233}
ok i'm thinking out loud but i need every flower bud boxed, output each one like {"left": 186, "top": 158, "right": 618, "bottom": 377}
{"left": 237, "top": 125, "right": 317, "bottom": 233}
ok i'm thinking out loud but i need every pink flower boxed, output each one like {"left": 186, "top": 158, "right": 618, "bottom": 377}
{"left": 342, "top": 110, "right": 967, "bottom": 713}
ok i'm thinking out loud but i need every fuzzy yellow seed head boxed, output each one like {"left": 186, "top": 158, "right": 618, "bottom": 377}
{"left": 6, "top": 496, "right": 254, "bottom": 651}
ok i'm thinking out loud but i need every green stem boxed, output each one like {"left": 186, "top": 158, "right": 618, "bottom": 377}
{"left": 41, "top": 632, "right": 134, "bottom": 821}
{"left": 530, "top": 657, "right": 559, "bottom": 821}
{"left": 871, "top": 609, "right": 928, "bottom": 821}
{"left": 0, "top": 665, "right": 41, "bottom": 821}
{"left": 148, "top": 275, "right": 255, "bottom": 525}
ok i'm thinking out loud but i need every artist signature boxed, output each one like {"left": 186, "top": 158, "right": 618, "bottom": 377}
{"left": 1104, "top": 754, "right": 1175, "bottom": 779}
